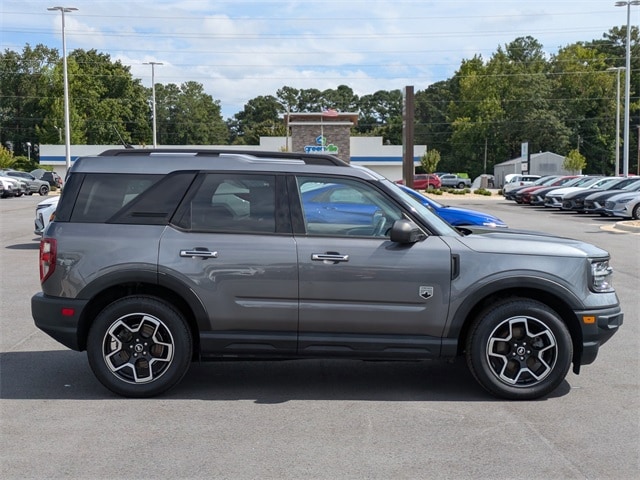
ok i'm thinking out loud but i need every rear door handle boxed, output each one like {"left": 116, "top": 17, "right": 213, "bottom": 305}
{"left": 180, "top": 248, "right": 218, "bottom": 259}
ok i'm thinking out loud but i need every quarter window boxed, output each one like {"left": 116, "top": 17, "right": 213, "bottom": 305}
{"left": 69, "top": 174, "right": 161, "bottom": 223}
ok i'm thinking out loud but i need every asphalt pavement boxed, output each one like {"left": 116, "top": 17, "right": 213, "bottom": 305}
{"left": 1, "top": 194, "right": 638, "bottom": 480}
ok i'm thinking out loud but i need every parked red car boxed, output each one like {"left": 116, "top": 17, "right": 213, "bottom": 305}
{"left": 395, "top": 174, "right": 441, "bottom": 190}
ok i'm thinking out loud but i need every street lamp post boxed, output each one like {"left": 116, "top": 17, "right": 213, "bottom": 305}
{"left": 615, "top": 1, "right": 640, "bottom": 177}
{"left": 607, "top": 67, "right": 625, "bottom": 175}
{"left": 144, "top": 61, "right": 163, "bottom": 148}
{"left": 26, "top": 142, "right": 31, "bottom": 162}
{"left": 48, "top": 6, "right": 77, "bottom": 170}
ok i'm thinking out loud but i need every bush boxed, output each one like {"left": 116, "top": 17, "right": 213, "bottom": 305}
{"left": 474, "top": 188, "right": 492, "bottom": 196}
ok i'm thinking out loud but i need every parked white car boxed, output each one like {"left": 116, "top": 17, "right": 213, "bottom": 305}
{"left": 502, "top": 175, "right": 541, "bottom": 195}
{"left": 544, "top": 176, "right": 606, "bottom": 208}
{"left": 0, "top": 175, "right": 27, "bottom": 197}
{"left": 34, "top": 195, "right": 59, "bottom": 235}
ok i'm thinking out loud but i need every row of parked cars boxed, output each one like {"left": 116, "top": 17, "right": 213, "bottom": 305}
{"left": 503, "top": 174, "right": 640, "bottom": 219}
{"left": 0, "top": 169, "right": 62, "bottom": 198}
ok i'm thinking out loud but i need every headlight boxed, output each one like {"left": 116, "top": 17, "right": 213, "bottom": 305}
{"left": 591, "top": 260, "right": 614, "bottom": 293}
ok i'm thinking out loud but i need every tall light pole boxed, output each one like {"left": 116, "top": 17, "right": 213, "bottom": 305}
{"left": 607, "top": 66, "right": 625, "bottom": 175}
{"left": 48, "top": 6, "right": 77, "bottom": 170}
{"left": 615, "top": 1, "right": 640, "bottom": 177}
{"left": 26, "top": 142, "right": 31, "bottom": 162}
{"left": 144, "top": 61, "right": 163, "bottom": 148}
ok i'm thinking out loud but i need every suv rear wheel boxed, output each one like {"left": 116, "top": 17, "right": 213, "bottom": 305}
{"left": 466, "top": 298, "right": 572, "bottom": 400}
{"left": 39, "top": 184, "right": 50, "bottom": 196}
{"left": 87, "top": 296, "right": 192, "bottom": 397}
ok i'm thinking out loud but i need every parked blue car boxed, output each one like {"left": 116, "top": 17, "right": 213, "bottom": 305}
{"left": 399, "top": 185, "right": 507, "bottom": 228}
{"left": 301, "top": 183, "right": 380, "bottom": 224}
{"left": 301, "top": 183, "right": 507, "bottom": 228}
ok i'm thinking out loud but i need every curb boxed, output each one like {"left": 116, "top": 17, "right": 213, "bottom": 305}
{"left": 613, "top": 221, "right": 640, "bottom": 233}
{"left": 601, "top": 221, "right": 640, "bottom": 234}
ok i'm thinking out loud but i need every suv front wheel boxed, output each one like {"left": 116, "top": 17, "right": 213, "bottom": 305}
{"left": 466, "top": 298, "right": 572, "bottom": 400}
{"left": 87, "top": 296, "right": 192, "bottom": 397}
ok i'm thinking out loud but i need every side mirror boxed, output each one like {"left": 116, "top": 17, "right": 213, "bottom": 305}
{"left": 389, "top": 219, "right": 426, "bottom": 244}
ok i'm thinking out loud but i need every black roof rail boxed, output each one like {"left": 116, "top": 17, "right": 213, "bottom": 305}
{"left": 98, "top": 148, "right": 349, "bottom": 166}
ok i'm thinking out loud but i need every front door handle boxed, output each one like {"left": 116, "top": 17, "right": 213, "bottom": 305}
{"left": 311, "top": 253, "right": 349, "bottom": 263}
{"left": 180, "top": 248, "right": 218, "bottom": 259}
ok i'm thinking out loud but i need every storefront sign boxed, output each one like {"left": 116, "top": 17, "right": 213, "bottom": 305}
{"left": 304, "top": 135, "right": 338, "bottom": 154}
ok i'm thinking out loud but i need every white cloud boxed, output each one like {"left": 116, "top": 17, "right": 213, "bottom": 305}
{"left": 2, "top": 0, "right": 636, "bottom": 118}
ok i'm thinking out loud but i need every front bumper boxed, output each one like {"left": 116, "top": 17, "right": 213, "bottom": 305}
{"left": 31, "top": 292, "right": 89, "bottom": 351}
{"left": 576, "top": 305, "right": 623, "bottom": 367}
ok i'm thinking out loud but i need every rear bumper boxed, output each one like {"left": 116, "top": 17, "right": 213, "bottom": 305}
{"left": 31, "top": 292, "right": 89, "bottom": 351}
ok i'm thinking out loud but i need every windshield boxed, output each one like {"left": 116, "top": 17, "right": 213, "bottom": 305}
{"left": 593, "top": 178, "right": 622, "bottom": 189}
{"left": 575, "top": 177, "right": 604, "bottom": 187}
{"left": 383, "top": 180, "right": 459, "bottom": 236}
{"left": 622, "top": 180, "right": 640, "bottom": 191}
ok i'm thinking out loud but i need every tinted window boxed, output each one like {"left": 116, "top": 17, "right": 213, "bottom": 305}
{"left": 69, "top": 174, "right": 161, "bottom": 223}
{"left": 297, "top": 176, "right": 402, "bottom": 237}
{"left": 174, "top": 173, "right": 277, "bottom": 234}
{"left": 110, "top": 172, "right": 197, "bottom": 225}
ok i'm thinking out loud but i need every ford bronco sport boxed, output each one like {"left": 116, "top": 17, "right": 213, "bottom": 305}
{"left": 31, "top": 149, "right": 623, "bottom": 399}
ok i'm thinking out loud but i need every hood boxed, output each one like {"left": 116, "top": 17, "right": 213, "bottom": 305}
{"left": 547, "top": 186, "right": 588, "bottom": 196}
{"left": 440, "top": 205, "right": 507, "bottom": 227}
{"left": 455, "top": 228, "right": 608, "bottom": 258}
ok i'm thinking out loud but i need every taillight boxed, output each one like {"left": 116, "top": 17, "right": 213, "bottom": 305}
{"left": 39, "top": 238, "right": 57, "bottom": 283}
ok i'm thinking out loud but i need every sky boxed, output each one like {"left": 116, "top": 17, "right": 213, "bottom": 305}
{"left": 2, "top": 0, "right": 638, "bottom": 119}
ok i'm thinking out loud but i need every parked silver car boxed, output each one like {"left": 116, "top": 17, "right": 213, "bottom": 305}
{"left": 604, "top": 191, "right": 640, "bottom": 219}
{"left": 2, "top": 169, "right": 50, "bottom": 195}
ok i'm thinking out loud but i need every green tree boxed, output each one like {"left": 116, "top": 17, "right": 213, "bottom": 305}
{"left": 415, "top": 80, "right": 453, "bottom": 161}
{"left": 421, "top": 149, "right": 441, "bottom": 173}
{"left": 155, "top": 82, "right": 228, "bottom": 145}
{"left": 228, "top": 95, "right": 283, "bottom": 144}
{"left": 0, "top": 44, "right": 59, "bottom": 158}
{"left": 36, "top": 48, "right": 152, "bottom": 146}
{"left": 0, "top": 146, "right": 16, "bottom": 168}
{"left": 356, "top": 89, "right": 403, "bottom": 144}
{"left": 551, "top": 43, "right": 613, "bottom": 173}
{"left": 563, "top": 149, "right": 587, "bottom": 174}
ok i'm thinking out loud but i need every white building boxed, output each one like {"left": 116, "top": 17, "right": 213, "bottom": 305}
{"left": 39, "top": 137, "right": 426, "bottom": 181}
{"left": 493, "top": 152, "right": 575, "bottom": 188}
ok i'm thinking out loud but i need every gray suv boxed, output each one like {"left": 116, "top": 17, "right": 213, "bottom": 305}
{"left": 31, "top": 149, "right": 623, "bottom": 399}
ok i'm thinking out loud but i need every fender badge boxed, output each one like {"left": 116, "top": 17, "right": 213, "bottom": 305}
{"left": 419, "top": 286, "right": 434, "bottom": 300}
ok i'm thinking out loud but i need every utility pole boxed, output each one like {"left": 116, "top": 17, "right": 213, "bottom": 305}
{"left": 483, "top": 137, "right": 488, "bottom": 174}
{"left": 144, "top": 61, "right": 163, "bottom": 148}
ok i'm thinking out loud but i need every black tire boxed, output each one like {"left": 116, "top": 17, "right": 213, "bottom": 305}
{"left": 457, "top": 182, "right": 466, "bottom": 189}
{"left": 465, "top": 298, "right": 572, "bottom": 400}
{"left": 632, "top": 203, "right": 640, "bottom": 220}
{"left": 39, "top": 185, "right": 50, "bottom": 196}
{"left": 87, "top": 296, "right": 192, "bottom": 397}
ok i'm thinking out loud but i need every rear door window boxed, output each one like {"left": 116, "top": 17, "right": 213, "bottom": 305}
{"left": 173, "top": 173, "right": 284, "bottom": 234}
